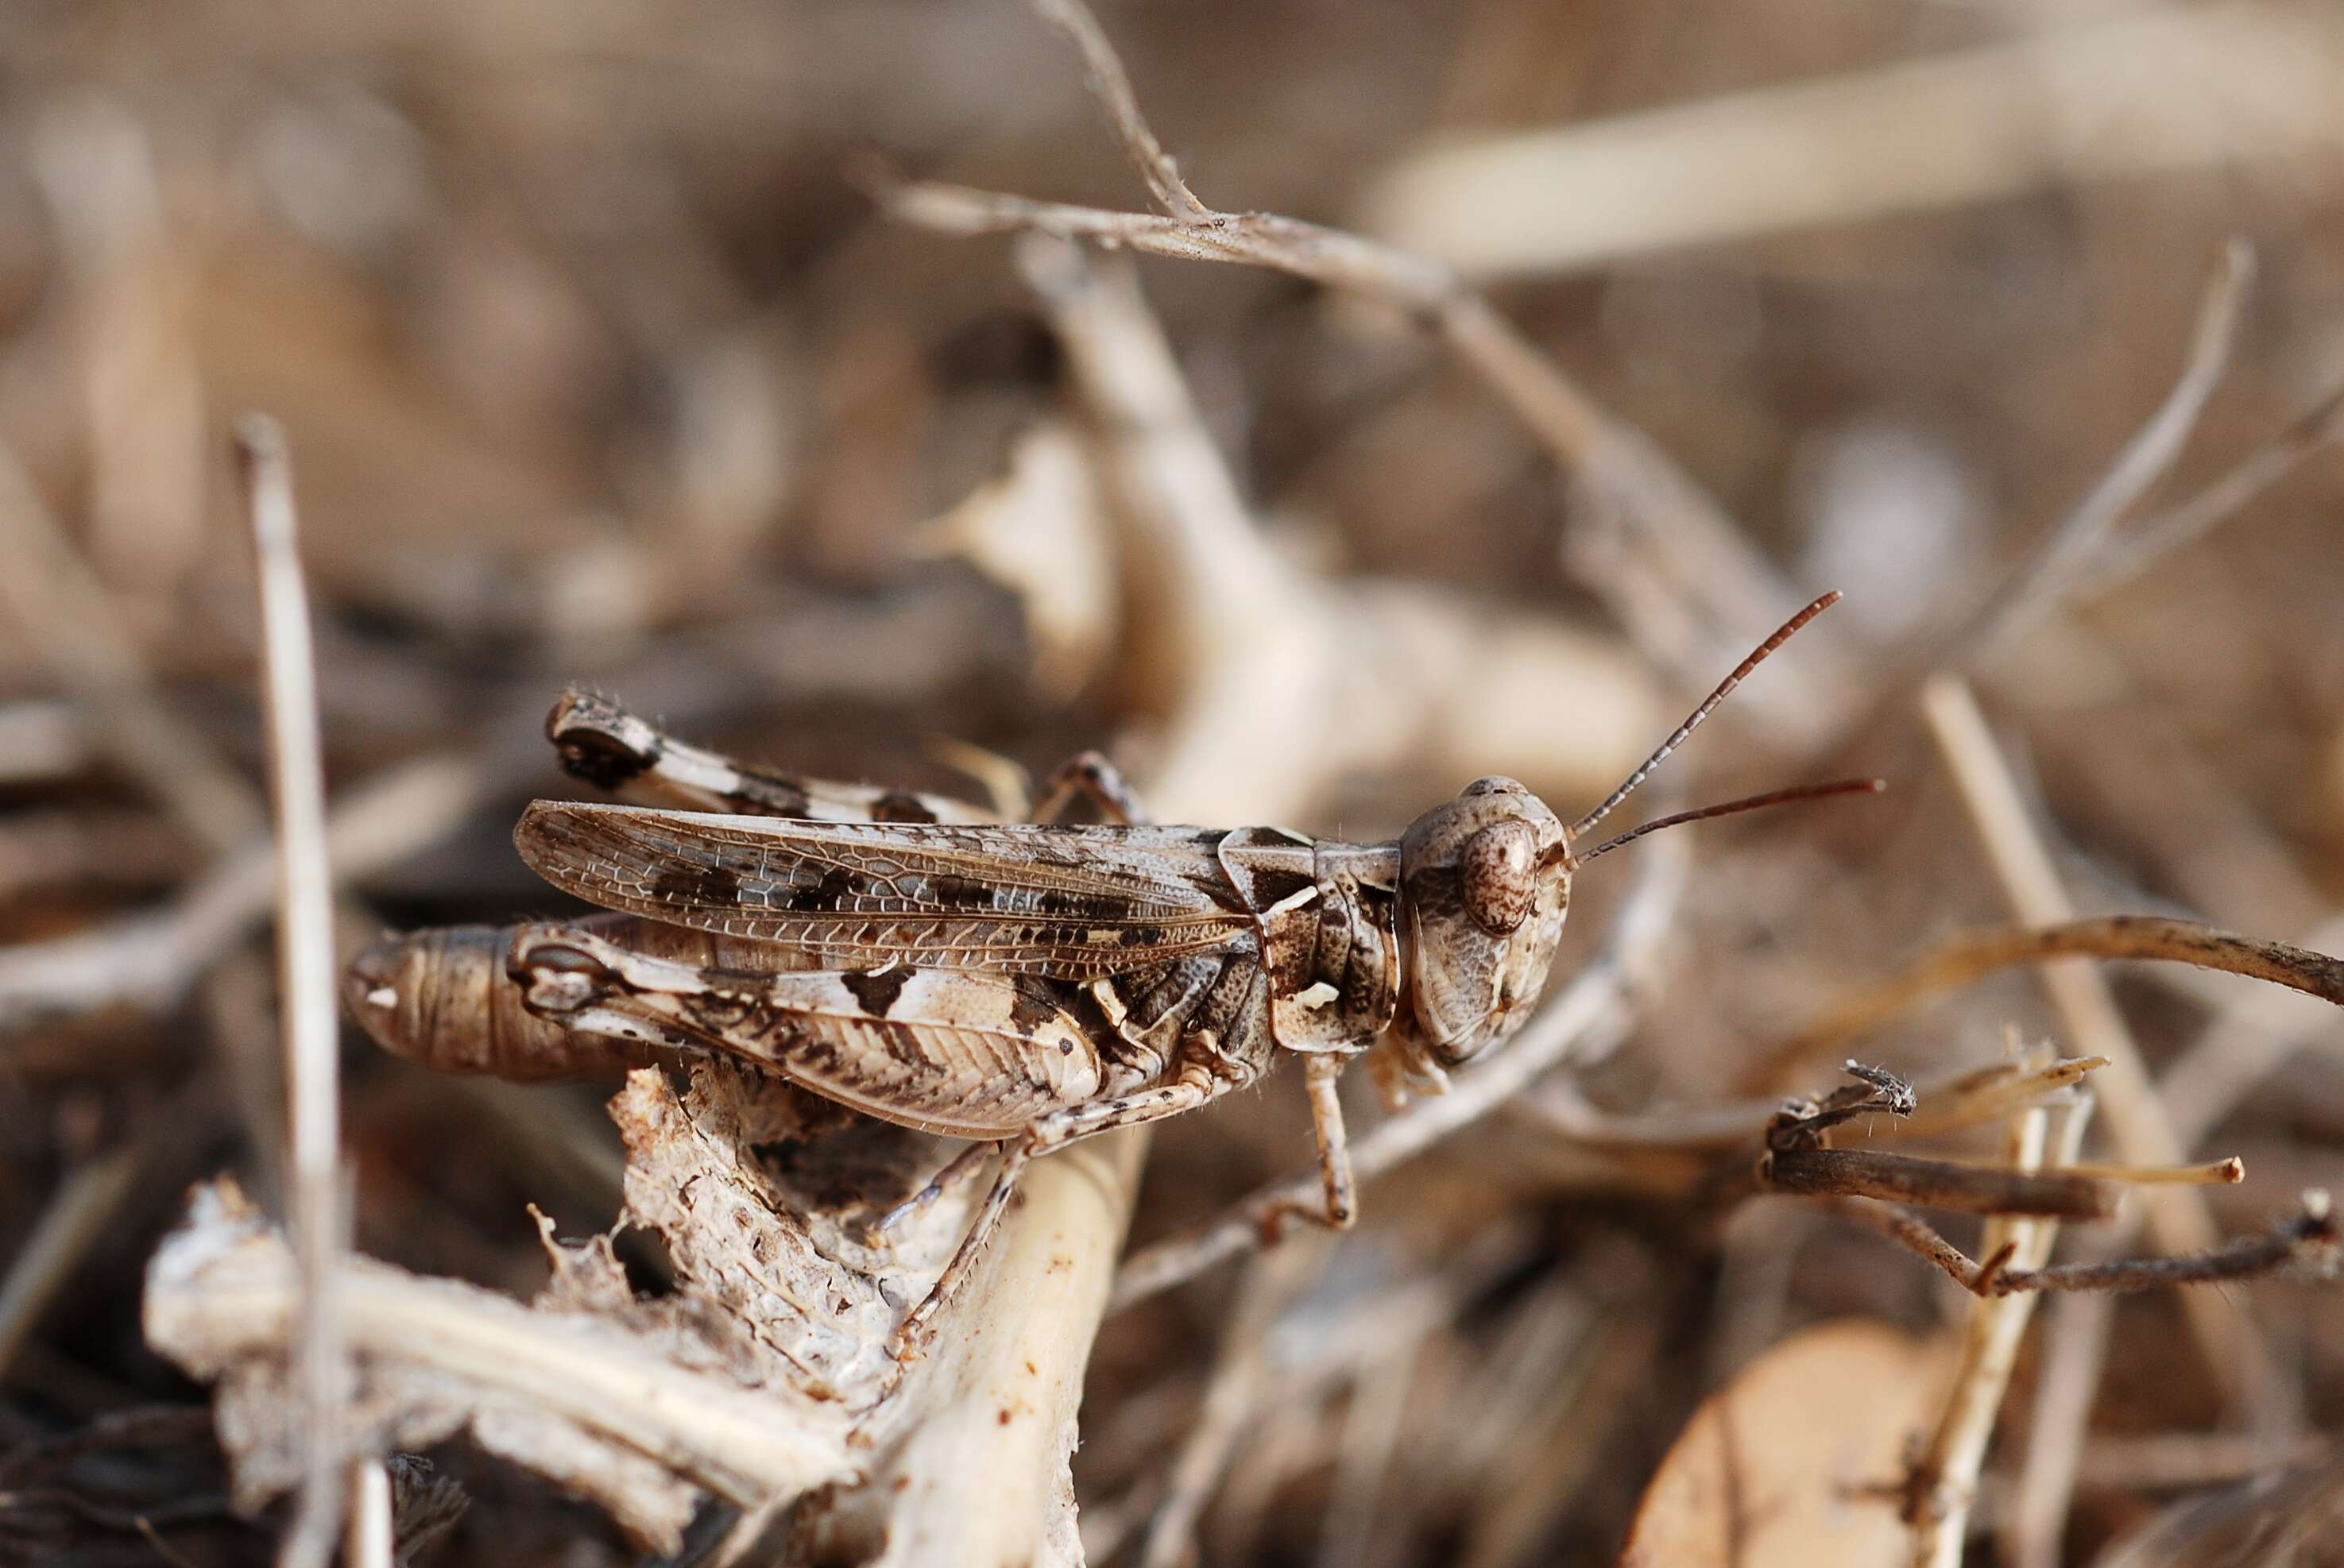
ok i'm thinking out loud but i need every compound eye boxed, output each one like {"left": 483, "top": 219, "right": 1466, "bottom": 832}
{"left": 1460, "top": 819, "right": 1538, "bottom": 935}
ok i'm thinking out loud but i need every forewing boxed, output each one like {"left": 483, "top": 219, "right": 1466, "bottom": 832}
{"left": 514, "top": 801, "right": 1251, "bottom": 978}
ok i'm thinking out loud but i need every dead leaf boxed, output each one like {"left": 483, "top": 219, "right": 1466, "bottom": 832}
{"left": 1619, "top": 1319, "right": 1952, "bottom": 1568}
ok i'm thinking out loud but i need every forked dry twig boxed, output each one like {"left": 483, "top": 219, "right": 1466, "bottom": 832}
{"left": 878, "top": 0, "right": 1836, "bottom": 731}
{"left": 1839, "top": 1188, "right": 2338, "bottom": 1300}
{"left": 1948, "top": 241, "right": 2255, "bottom": 666}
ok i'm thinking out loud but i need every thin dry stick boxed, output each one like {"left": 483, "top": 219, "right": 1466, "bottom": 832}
{"left": 0, "top": 698, "right": 92, "bottom": 785}
{"left": 1112, "top": 821, "right": 1688, "bottom": 1309}
{"left": 1357, "top": 6, "right": 2343, "bottom": 274}
{"left": 1838, "top": 1188, "right": 2335, "bottom": 1298}
{"left": 2006, "top": 1283, "right": 2114, "bottom": 1568}
{"left": 2073, "top": 376, "right": 2344, "bottom": 604}
{"left": 1760, "top": 915, "right": 2344, "bottom": 1076}
{"left": 1949, "top": 240, "right": 2254, "bottom": 665}
{"left": 0, "top": 1145, "right": 141, "bottom": 1375}
{"left": 1139, "top": 1237, "right": 1329, "bottom": 1568}
{"left": 237, "top": 418, "right": 357, "bottom": 1568}
{"left": 880, "top": 0, "right": 1832, "bottom": 732}
{"left": 1760, "top": 1148, "right": 2116, "bottom": 1218}
{"left": 0, "top": 753, "right": 482, "bottom": 1033}
{"left": 1920, "top": 674, "right": 2265, "bottom": 1408}
{"left": 0, "top": 443, "right": 261, "bottom": 852}
{"left": 346, "top": 1461, "right": 392, "bottom": 1568}
{"left": 1313, "top": 1337, "right": 1420, "bottom": 1568}
{"left": 2160, "top": 909, "right": 2344, "bottom": 1152}
{"left": 1904, "top": 1089, "right": 2091, "bottom": 1567}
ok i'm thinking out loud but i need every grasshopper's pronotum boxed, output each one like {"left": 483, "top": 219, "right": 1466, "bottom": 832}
{"left": 348, "top": 594, "right": 1873, "bottom": 1354}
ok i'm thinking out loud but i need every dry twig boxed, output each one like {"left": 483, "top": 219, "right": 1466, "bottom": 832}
{"left": 879, "top": 0, "right": 1835, "bottom": 732}
{"left": 1761, "top": 915, "right": 2344, "bottom": 1076}
{"left": 1901, "top": 1071, "right": 2090, "bottom": 1567}
{"left": 1921, "top": 674, "right": 2271, "bottom": 1408}
{"left": 235, "top": 419, "right": 370, "bottom": 1568}
{"left": 1357, "top": 6, "right": 2344, "bottom": 275}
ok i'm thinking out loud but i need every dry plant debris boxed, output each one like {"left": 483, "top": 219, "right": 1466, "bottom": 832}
{"left": 3, "top": 0, "right": 2344, "bottom": 1563}
{"left": 1619, "top": 1318, "right": 1955, "bottom": 1568}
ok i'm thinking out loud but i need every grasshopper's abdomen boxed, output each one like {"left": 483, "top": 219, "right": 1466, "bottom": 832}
{"left": 345, "top": 914, "right": 817, "bottom": 1080}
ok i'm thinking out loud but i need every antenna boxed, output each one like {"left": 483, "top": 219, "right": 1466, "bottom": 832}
{"left": 1565, "top": 591, "right": 1841, "bottom": 843}
{"left": 1568, "top": 778, "right": 1883, "bottom": 869}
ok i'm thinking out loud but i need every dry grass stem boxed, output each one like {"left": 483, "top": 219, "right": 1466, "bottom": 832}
{"left": 1902, "top": 1087, "right": 2090, "bottom": 1566}
{"left": 1920, "top": 674, "right": 2260, "bottom": 1403}
{"left": 1357, "top": 5, "right": 2344, "bottom": 274}
{"left": 1951, "top": 241, "right": 2255, "bottom": 666}
{"left": 2058, "top": 1157, "right": 2244, "bottom": 1187}
{"left": 2160, "top": 910, "right": 2344, "bottom": 1151}
{"left": 236, "top": 416, "right": 354, "bottom": 1568}
{"left": 1139, "top": 1239, "right": 1328, "bottom": 1568}
{"left": 0, "top": 1144, "right": 141, "bottom": 1377}
{"left": 345, "top": 1459, "right": 392, "bottom": 1568}
{"left": 0, "top": 753, "right": 482, "bottom": 1033}
{"left": 0, "top": 443, "right": 261, "bottom": 853}
{"left": 2074, "top": 379, "right": 2344, "bottom": 604}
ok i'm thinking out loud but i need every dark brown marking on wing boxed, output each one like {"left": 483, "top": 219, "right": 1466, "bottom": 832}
{"left": 787, "top": 865, "right": 865, "bottom": 913}
{"left": 654, "top": 865, "right": 741, "bottom": 906}
{"left": 873, "top": 791, "right": 942, "bottom": 825}
{"left": 841, "top": 967, "right": 911, "bottom": 1017}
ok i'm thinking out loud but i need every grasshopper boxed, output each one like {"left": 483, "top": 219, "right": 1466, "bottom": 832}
{"left": 350, "top": 594, "right": 1871, "bottom": 1354}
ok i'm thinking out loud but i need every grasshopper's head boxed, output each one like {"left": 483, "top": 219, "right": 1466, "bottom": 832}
{"left": 1398, "top": 778, "right": 1573, "bottom": 1065}
{"left": 1397, "top": 591, "right": 1878, "bottom": 1068}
